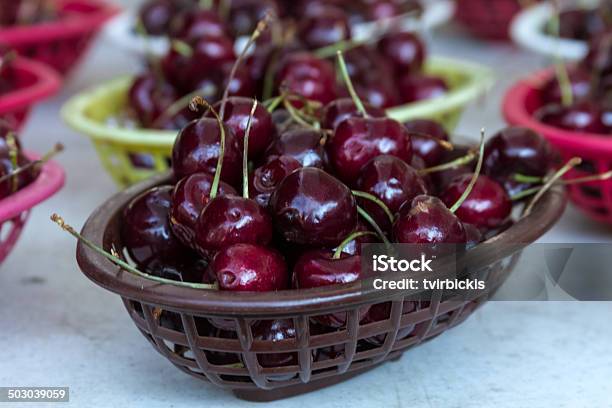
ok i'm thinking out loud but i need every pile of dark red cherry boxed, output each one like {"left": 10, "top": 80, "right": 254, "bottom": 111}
{"left": 121, "top": 71, "right": 558, "bottom": 361}
{"left": 552, "top": 1, "right": 611, "bottom": 41}
{"left": 138, "top": 0, "right": 423, "bottom": 37}
{"left": 128, "top": 2, "right": 446, "bottom": 130}
{"left": 535, "top": 28, "right": 612, "bottom": 134}
{"left": 0, "top": 0, "right": 56, "bottom": 27}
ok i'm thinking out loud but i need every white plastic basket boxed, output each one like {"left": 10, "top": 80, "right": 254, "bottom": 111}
{"left": 104, "top": 0, "right": 455, "bottom": 59}
{"left": 510, "top": 0, "right": 596, "bottom": 61}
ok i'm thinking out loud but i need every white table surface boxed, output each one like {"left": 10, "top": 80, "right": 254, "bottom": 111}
{"left": 1, "top": 2, "right": 612, "bottom": 407}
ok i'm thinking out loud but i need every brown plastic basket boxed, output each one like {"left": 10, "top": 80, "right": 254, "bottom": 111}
{"left": 76, "top": 173, "right": 566, "bottom": 401}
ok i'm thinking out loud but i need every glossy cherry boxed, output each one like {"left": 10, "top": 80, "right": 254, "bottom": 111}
{"left": 121, "top": 186, "right": 197, "bottom": 273}
{"left": 293, "top": 249, "right": 370, "bottom": 328}
{"left": 128, "top": 73, "right": 178, "bottom": 127}
{"left": 539, "top": 67, "right": 592, "bottom": 104}
{"left": 169, "top": 172, "right": 237, "bottom": 248}
{"left": 356, "top": 155, "right": 427, "bottom": 232}
{"left": 379, "top": 31, "right": 425, "bottom": 74}
{"left": 0, "top": 148, "right": 32, "bottom": 199}
{"left": 250, "top": 155, "right": 302, "bottom": 207}
{"left": 298, "top": 5, "right": 351, "bottom": 50}
{"left": 353, "top": 79, "right": 400, "bottom": 109}
{"left": 172, "top": 118, "right": 243, "bottom": 186}
{"left": 440, "top": 174, "right": 512, "bottom": 231}
{"left": 322, "top": 97, "right": 386, "bottom": 130}
{"left": 399, "top": 74, "right": 448, "bottom": 104}
{"left": 195, "top": 195, "right": 273, "bottom": 252}
{"left": 139, "top": 0, "right": 176, "bottom": 35}
{"left": 264, "top": 128, "right": 328, "bottom": 169}
{"left": 209, "top": 243, "right": 288, "bottom": 291}
{"left": 276, "top": 52, "right": 338, "bottom": 105}
{"left": 404, "top": 119, "right": 450, "bottom": 167}
{"left": 327, "top": 116, "right": 412, "bottom": 183}
{"left": 170, "top": 9, "right": 228, "bottom": 41}
{"left": 535, "top": 101, "right": 607, "bottom": 134}
{"left": 392, "top": 195, "right": 467, "bottom": 245}
{"left": 269, "top": 167, "right": 358, "bottom": 246}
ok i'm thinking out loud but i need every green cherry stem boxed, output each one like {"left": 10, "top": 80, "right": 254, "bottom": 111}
{"left": 357, "top": 206, "right": 391, "bottom": 247}
{"left": 172, "top": 39, "right": 193, "bottom": 57}
{"left": 352, "top": 190, "right": 394, "bottom": 225}
{"left": 190, "top": 96, "right": 225, "bottom": 199}
{"left": 550, "top": 3, "right": 573, "bottom": 107}
{"left": 523, "top": 157, "right": 581, "bottom": 216}
{"left": 418, "top": 150, "right": 477, "bottom": 175}
{"left": 336, "top": 50, "right": 368, "bottom": 118}
{"left": 51, "top": 214, "right": 218, "bottom": 290}
{"left": 333, "top": 231, "right": 377, "bottom": 259}
{"left": 450, "top": 128, "right": 485, "bottom": 214}
{"left": 242, "top": 100, "right": 258, "bottom": 199}
{"left": 513, "top": 173, "right": 544, "bottom": 184}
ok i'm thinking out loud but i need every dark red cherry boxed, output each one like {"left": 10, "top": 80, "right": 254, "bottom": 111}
{"left": 0, "top": 151, "right": 33, "bottom": 199}
{"left": 431, "top": 146, "right": 474, "bottom": 193}
{"left": 483, "top": 127, "right": 555, "bottom": 181}
{"left": 540, "top": 67, "right": 592, "bottom": 104}
{"left": 399, "top": 74, "right": 448, "bottom": 104}
{"left": 264, "top": 128, "right": 327, "bottom": 169}
{"left": 121, "top": 186, "right": 195, "bottom": 271}
{"left": 404, "top": 119, "right": 450, "bottom": 167}
{"left": 343, "top": 46, "right": 395, "bottom": 85}
{"left": 172, "top": 118, "right": 243, "bottom": 185}
{"left": 440, "top": 174, "right": 512, "bottom": 230}
{"left": 170, "top": 9, "right": 228, "bottom": 41}
{"left": 195, "top": 195, "right": 273, "bottom": 252}
{"left": 327, "top": 116, "right": 412, "bottom": 183}
{"left": 269, "top": 167, "right": 358, "bottom": 246}
{"left": 210, "top": 243, "right": 288, "bottom": 291}
{"left": 356, "top": 155, "right": 427, "bottom": 232}
{"left": 128, "top": 74, "right": 177, "bottom": 127}
{"left": 276, "top": 52, "right": 338, "bottom": 105}
{"left": 293, "top": 249, "right": 371, "bottom": 328}
{"left": 191, "top": 34, "right": 236, "bottom": 70}
{"left": 365, "top": 0, "right": 422, "bottom": 21}
{"left": 321, "top": 97, "right": 386, "bottom": 130}
{"left": 379, "top": 31, "right": 425, "bottom": 74}
{"left": 535, "top": 102, "right": 607, "bottom": 134}
{"left": 252, "top": 319, "right": 297, "bottom": 371}
{"left": 169, "top": 172, "right": 237, "bottom": 248}
{"left": 332, "top": 221, "right": 377, "bottom": 256}
{"left": 139, "top": 0, "right": 176, "bottom": 35}
{"left": 298, "top": 6, "right": 351, "bottom": 50}
{"left": 250, "top": 155, "right": 302, "bottom": 207}
{"left": 224, "top": 0, "right": 279, "bottom": 37}
{"left": 208, "top": 97, "right": 274, "bottom": 158}
{"left": 392, "top": 195, "right": 467, "bottom": 245}
{"left": 583, "top": 31, "right": 612, "bottom": 78}
{"left": 353, "top": 80, "right": 400, "bottom": 109}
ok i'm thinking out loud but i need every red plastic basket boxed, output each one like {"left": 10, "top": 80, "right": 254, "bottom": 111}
{"left": 0, "top": 151, "right": 65, "bottom": 264}
{"left": 455, "top": 0, "right": 526, "bottom": 40}
{"left": 0, "top": 56, "right": 61, "bottom": 130}
{"left": 503, "top": 68, "right": 612, "bottom": 224}
{"left": 0, "top": 0, "right": 119, "bottom": 77}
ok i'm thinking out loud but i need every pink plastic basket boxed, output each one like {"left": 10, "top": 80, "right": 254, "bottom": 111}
{"left": 0, "top": 151, "right": 65, "bottom": 264}
{"left": 455, "top": 0, "right": 526, "bottom": 40}
{"left": 0, "top": 56, "right": 61, "bottom": 130}
{"left": 503, "top": 68, "right": 612, "bottom": 224}
{"left": 0, "top": 0, "right": 119, "bottom": 77}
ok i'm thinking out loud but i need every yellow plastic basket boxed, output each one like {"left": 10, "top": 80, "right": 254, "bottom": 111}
{"left": 62, "top": 56, "right": 494, "bottom": 188}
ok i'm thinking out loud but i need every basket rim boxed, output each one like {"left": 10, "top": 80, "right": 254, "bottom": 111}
{"left": 0, "top": 0, "right": 119, "bottom": 45}
{"left": 61, "top": 55, "right": 494, "bottom": 147}
{"left": 76, "top": 172, "right": 566, "bottom": 317}
{"left": 502, "top": 67, "right": 612, "bottom": 154}
{"left": 0, "top": 56, "right": 62, "bottom": 113}
{"left": 510, "top": 0, "right": 591, "bottom": 61}
{"left": 0, "top": 151, "right": 65, "bottom": 222}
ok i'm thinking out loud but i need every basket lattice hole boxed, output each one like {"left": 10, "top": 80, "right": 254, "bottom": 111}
{"left": 192, "top": 317, "right": 243, "bottom": 366}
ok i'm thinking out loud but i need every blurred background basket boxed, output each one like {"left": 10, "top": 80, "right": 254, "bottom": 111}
{"left": 454, "top": 0, "right": 533, "bottom": 41}
{"left": 0, "top": 0, "right": 119, "bottom": 77}
{"left": 0, "top": 152, "right": 64, "bottom": 264}
{"left": 61, "top": 56, "right": 494, "bottom": 188}
{"left": 76, "top": 173, "right": 566, "bottom": 401}
{"left": 503, "top": 68, "right": 612, "bottom": 224}
{"left": 0, "top": 56, "right": 61, "bottom": 130}
{"left": 510, "top": 0, "right": 592, "bottom": 61}
{"left": 105, "top": 1, "right": 455, "bottom": 58}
